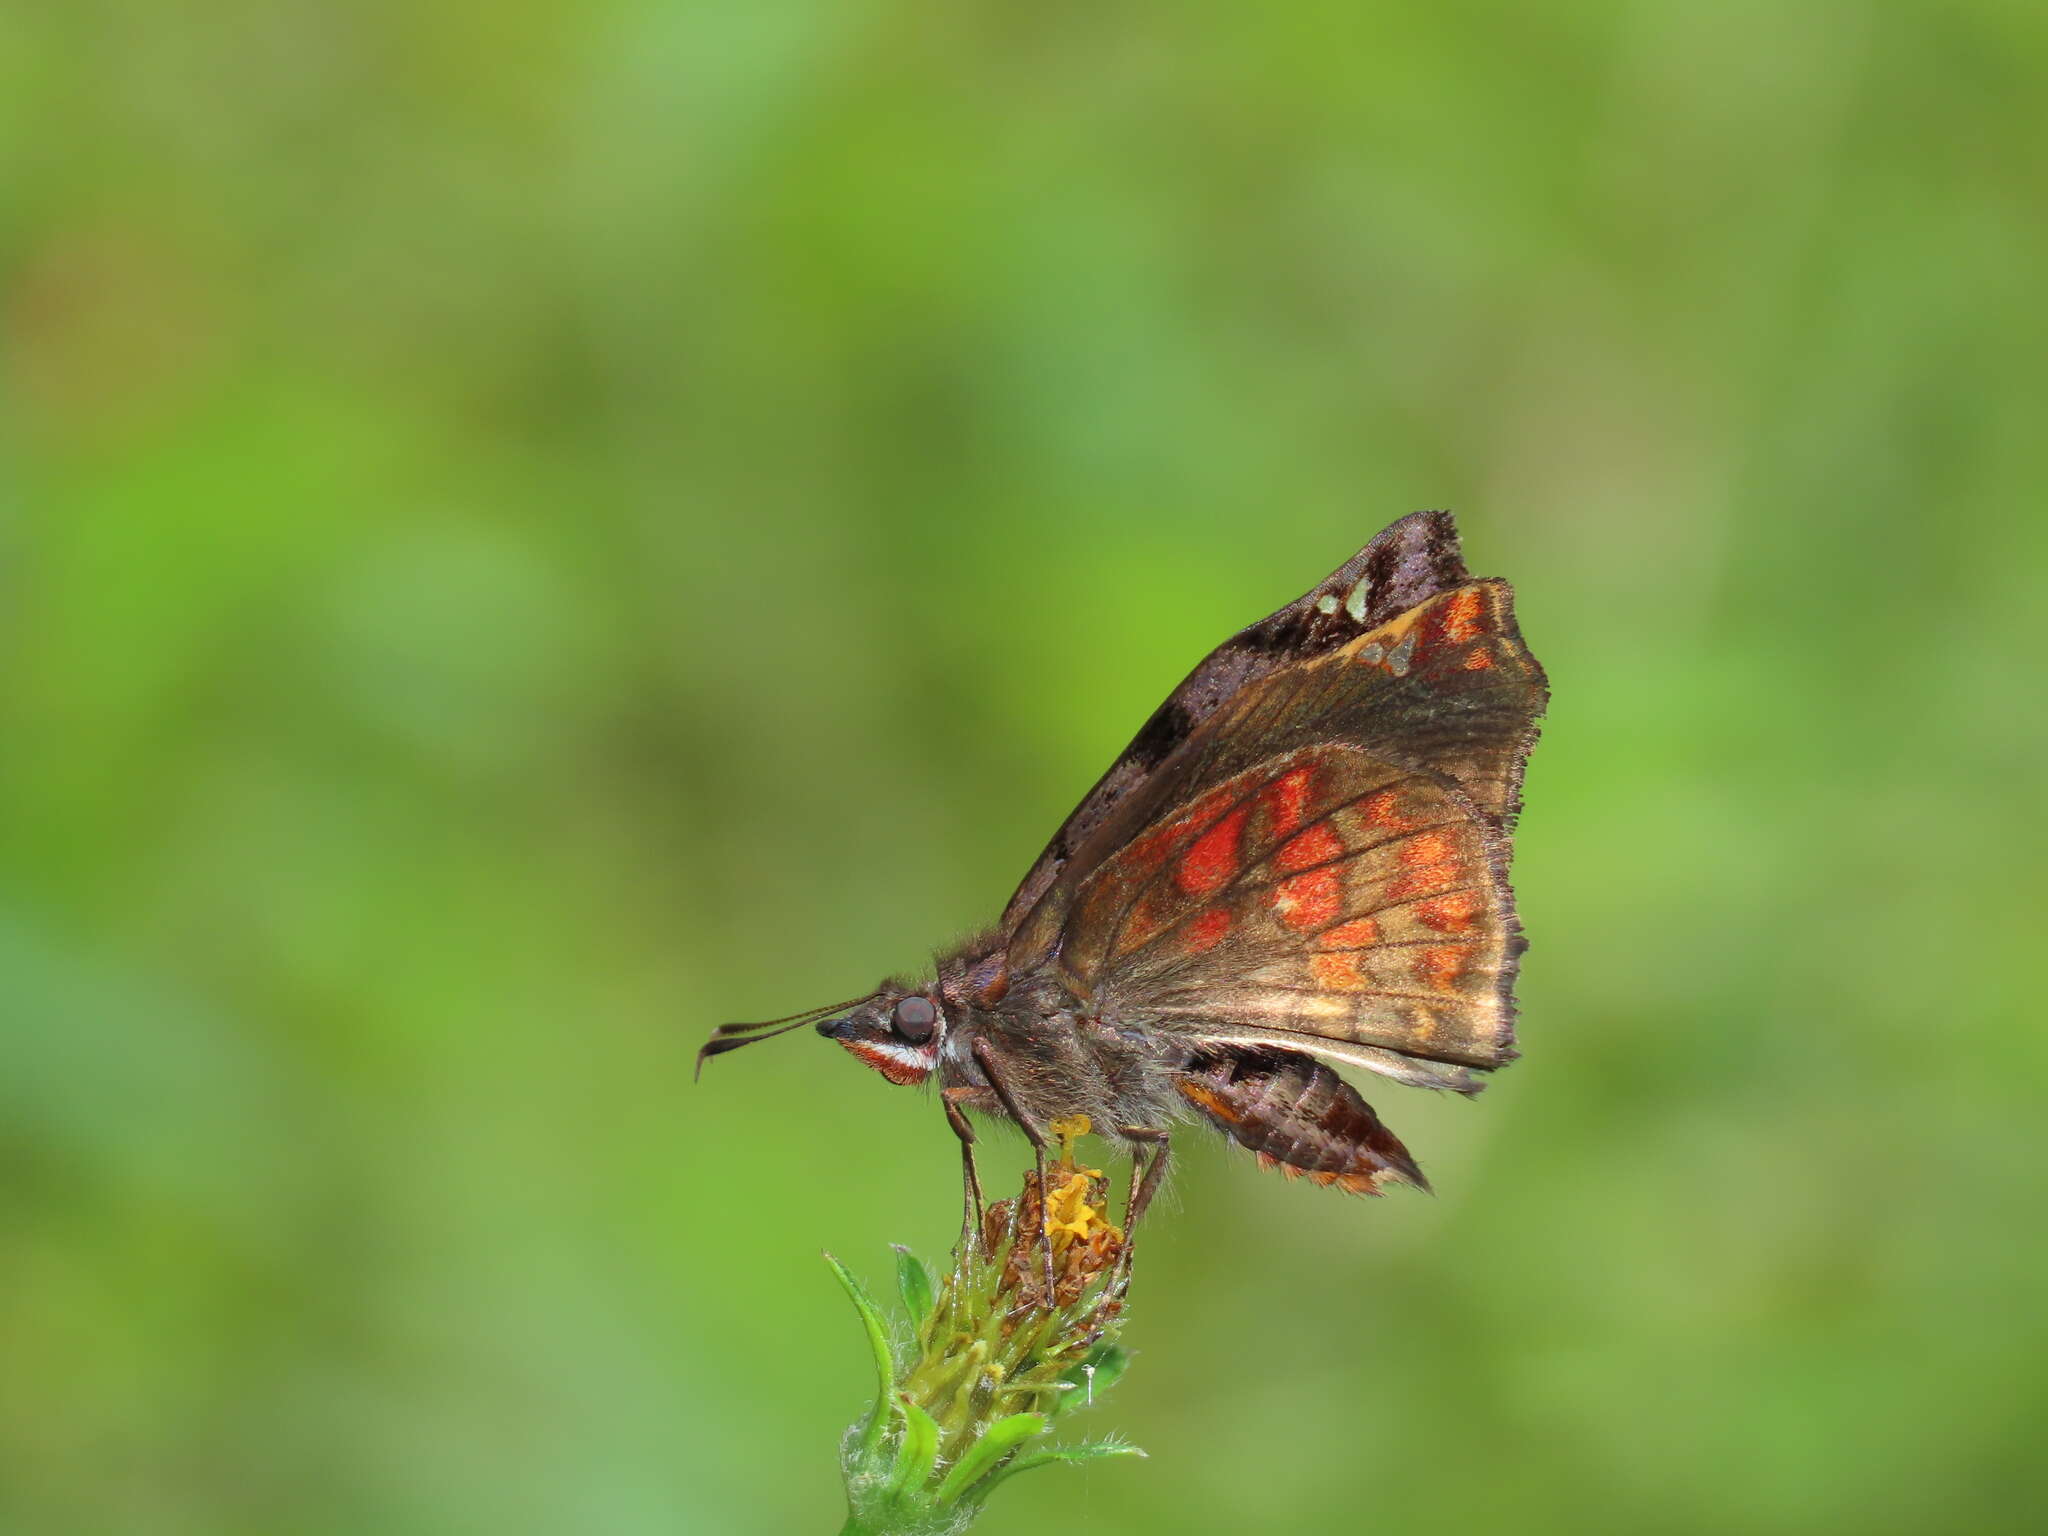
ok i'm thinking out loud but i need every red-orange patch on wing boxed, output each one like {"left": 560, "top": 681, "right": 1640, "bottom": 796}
{"left": 1175, "top": 805, "right": 1249, "bottom": 896}
{"left": 1415, "top": 889, "right": 1484, "bottom": 934}
{"left": 1315, "top": 917, "right": 1381, "bottom": 950}
{"left": 1357, "top": 788, "right": 1411, "bottom": 831}
{"left": 1440, "top": 587, "right": 1485, "bottom": 644}
{"left": 1127, "top": 785, "right": 1239, "bottom": 873}
{"left": 1277, "top": 822, "right": 1344, "bottom": 873}
{"left": 1401, "top": 831, "right": 1455, "bottom": 867}
{"left": 1184, "top": 907, "right": 1233, "bottom": 953}
{"left": 1274, "top": 869, "right": 1343, "bottom": 931}
{"left": 1414, "top": 944, "right": 1473, "bottom": 991}
{"left": 1309, "top": 951, "right": 1371, "bottom": 991}
{"left": 1463, "top": 646, "right": 1495, "bottom": 670}
{"left": 1258, "top": 765, "right": 1316, "bottom": 841}
{"left": 1387, "top": 830, "right": 1469, "bottom": 900}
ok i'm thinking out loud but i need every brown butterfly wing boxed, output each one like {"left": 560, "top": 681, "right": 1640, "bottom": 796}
{"left": 1009, "top": 573, "right": 1545, "bottom": 1091}
{"left": 1061, "top": 744, "right": 1520, "bottom": 1085}
{"left": 996, "top": 512, "right": 1473, "bottom": 938}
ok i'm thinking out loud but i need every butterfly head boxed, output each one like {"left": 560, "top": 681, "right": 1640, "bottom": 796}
{"left": 696, "top": 983, "right": 946, "bottom": 1085}
{"left": 815, "top": 987, "right": 946, "bottom": 1086}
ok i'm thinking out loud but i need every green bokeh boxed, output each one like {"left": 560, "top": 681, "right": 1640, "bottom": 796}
{"left": 5, "top": 4, "right": 2045, "bottom": 1533}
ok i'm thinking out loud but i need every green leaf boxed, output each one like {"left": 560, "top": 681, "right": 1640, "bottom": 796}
{"left": 962, "top": 1439, "right": 1147, "bottom": 1505}
{"left": 892, "top": 1245, "right": 934, "bottom": 1322}
{"left": 1054, "top": 1343, "right": 1132, "bottom": 1415}
{"left": 824, "top": 1252, "right": 898, "bottom": 1463}
{"left": 933, "top": 1412, "right": 1046, "bottom": 1505}
{"left": 889, "top": 1394, "right": 941, "bottom": 1496}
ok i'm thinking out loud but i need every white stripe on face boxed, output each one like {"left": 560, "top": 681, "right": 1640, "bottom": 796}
{"left": 846, "top": 1036, "right": 938, "bottom": 1086}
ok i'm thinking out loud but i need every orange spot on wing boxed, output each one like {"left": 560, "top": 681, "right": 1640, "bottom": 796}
{"left": 1391, "top": 870, "right": 1459, "bottom": 900}
{"left": 1415, "top": 945, "right": 1472, "bottom": 991}
{"left": 1310, "top": 951, "right": 1371, "bottom": 991}
{"left": 1316, "top": 917, "right": 1381, "bottom": 950}
{"left": 1401, "top": 831, "right": 1454, "bottom": 867}
{"left": 1358, "top": 789, "right": 1410, "bottom": 831}
{"left": 1277, "top": 822, "right": 1344, "bottom": 873}
{"left": 1126, "top": 786, "right": 1239, "bottom": 873}
{"left": 1440, "top": 587, "right": 1486, "bottom": 644}
{"left": 1176, "top": 805, "right": 1249, "bottom": 895}
{"left": 1462, "top": 646, "right": 1495, "bottom": 670}
{"left": 1415, "top": 889, "right": 1484, "bottom": 934}
{"left": 1184, "top": 907, "right": 1233, "bottom": 953}
{"left": 1128, "top": 821, "right": 1188, "bottom": 873}
{"left": 1274, "top": 869, "right": 1343, "bottom": 931}
{"left": 1388, "top": 830, "right": 1468, "bottom": 900}
{"left": 1259, "top": 765, "right": 1316, "bottom": 840}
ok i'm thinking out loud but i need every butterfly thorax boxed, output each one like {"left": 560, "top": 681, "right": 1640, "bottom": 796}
{"left": 939, "top": 978, "right": 1193, "bottom": 1149}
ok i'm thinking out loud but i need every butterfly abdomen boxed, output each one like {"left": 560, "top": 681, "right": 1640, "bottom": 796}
{"left": 1177, "top": 1048, "right": 1428, "bottom": 1194}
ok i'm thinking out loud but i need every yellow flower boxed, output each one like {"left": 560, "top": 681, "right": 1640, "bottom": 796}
{"left": 1045, "top": 1172, "right": 1101, "bottom": 1248}
{"left": 1036, "top": 1116, "right": 1125, "bottom": 1255}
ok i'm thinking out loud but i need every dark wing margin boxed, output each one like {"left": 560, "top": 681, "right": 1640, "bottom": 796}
{"left": 996, "top": 512, "right": 1471, "bottom": 938}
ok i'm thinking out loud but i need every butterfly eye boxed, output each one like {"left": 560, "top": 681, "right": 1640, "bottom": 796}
{"left": 892, "top": 995, "right": 938, "bottom": 1044}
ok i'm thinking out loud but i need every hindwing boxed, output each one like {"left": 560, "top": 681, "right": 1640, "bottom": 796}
{"left": 1066, "top": 744, "right": 1519, "bottom": 1079}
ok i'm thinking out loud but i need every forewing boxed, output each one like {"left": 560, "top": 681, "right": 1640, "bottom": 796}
{"left": 995, "top": 512, "right": 1471, "bottom": 937}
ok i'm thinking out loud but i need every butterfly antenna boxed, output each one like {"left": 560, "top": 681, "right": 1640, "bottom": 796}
{"left": 694, "top": 995, "right": 869, "bottom": 1080}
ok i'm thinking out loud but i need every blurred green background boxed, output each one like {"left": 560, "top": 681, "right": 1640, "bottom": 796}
{"left": 5, "top": 3, "right": 2045, "bottom": 1533}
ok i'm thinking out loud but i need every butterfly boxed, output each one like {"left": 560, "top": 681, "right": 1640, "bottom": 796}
{"left": 700, "top": 512, "right": 1546, "bottom": 1231}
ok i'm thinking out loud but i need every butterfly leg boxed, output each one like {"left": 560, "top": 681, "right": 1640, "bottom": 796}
{"left": 1114, "top": 1126, "right": 1172, "bottom": 1287}
{"left": 969, "top": 1038, "right": 1059, "bottom": 1305}
{"left": 940, "top": 1088, "right": 986, "bottom": 1260}
{"left": 1121, "top": 1127, "right": 1173, "bottom": 1230}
